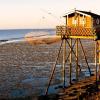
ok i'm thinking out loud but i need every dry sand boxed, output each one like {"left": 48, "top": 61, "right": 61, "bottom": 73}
{"left": 25, "top": 35, "right": 61, "bottom": 45}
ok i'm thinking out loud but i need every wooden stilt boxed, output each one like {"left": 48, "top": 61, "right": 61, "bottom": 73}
{"left": 98, "top": 41, "right": 100, "bottom": 65}
{"left": 65, "top": 39, "right": 76, "bottom": 63}
{"left": 76, "top": 39, "right": 78, "bottom": 81}
{"left": 97, "top": 41, "right": 100, "bottom": 83}
{"left": 66, "top": 39, "right": 77, "bottom": 59}
{"left": 45, "top": 40, "right": 63, "bottom": 95}
{"left": 62, "top": 38, "right": 66, "bottom": 87}
{"left": 79, "top": 39, "right": 91, "bottom": 76}
{"left": 95, "top": 41, "right": 98, "bottom": 89}
{"left": 69, "top": 38, "right": 72, "bottom": 84}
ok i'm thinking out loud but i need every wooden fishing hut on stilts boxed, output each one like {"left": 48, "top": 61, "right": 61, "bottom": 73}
{"left": 42, "top": 10, "right": 100, "bottom": 100}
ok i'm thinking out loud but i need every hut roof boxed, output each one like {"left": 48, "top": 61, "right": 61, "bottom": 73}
{"left": 64, "top": 10, "right": 100, "bottom": 18}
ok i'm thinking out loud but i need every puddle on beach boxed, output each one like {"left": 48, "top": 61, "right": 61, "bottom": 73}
{"left": 6, "top": 64, "right": 96, "bottom": 98}
{"left": 9, "top": 77, "right": 62, "bottom": 98}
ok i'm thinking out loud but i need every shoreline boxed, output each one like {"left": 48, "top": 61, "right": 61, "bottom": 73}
{"left": 0, "top": 35, "right": 61, "bottom": 45}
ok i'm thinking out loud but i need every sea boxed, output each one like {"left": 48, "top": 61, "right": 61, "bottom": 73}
{"left": 0, "top": 29, "right": 55, "bottom": 43}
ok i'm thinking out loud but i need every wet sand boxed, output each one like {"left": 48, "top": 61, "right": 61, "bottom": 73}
{"left": 0, "top": 39, "right": 62, "bottom": 99}
{"left": 0, "top": 38, "right": 96, "bottom": 99}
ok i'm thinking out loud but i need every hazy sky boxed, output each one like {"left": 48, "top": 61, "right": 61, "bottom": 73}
{"left": 0, "top": 0, "right": 100, "bottom": 29}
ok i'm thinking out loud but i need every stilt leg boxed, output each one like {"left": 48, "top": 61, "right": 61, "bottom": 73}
{"left": 76, "top": 39, "right": 78, "bottom": 81}
{"left": 45, "top": 40, "right": 63, "bottom": 95}
{"left": 62, "top": 38, "right": 66, "bottom": 87}
{"left": 95, "top": 41, "right": 98, "bottom": 90}
{"left": 69, "top": 38, "right": 72, "bottom": 84}
{"left": 79, "top": 39, "right": 91, "bottom": 76}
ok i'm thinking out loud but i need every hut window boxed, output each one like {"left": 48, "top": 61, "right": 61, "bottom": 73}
{"left": 80, "top": 17, "right": 85, "bottom": 26}
{"left": 72, "top": 17, "right": 77, "bottom": 25}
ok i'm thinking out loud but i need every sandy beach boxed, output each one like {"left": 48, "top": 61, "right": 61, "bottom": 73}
{"left": 0, "top": 38, "right": 96, "bottom": 99}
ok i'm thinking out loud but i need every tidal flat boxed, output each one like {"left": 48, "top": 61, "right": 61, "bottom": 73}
{"left": 0, "top": 39, "right": 95, "bottom": 99}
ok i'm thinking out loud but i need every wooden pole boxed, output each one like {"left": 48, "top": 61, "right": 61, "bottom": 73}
{"left": 76, "top": 38, "right": 78, "bottom": 81}
{"left": 95, "top": 41, "right": 98, "bottom": 89}
{"left": 45, "top": 40, "right": 63, "bottom": 95}
{"left": 62, "top": 38, "right": 66, "bottom": 87}
{"left": 67, "top": 15, "right": 68, "bottom": 25}
{"left": 79, "top": 39, "right": 91, "bottom": 76}
{"left": 98, "top": 41, "right": 100, "bottom": 65}
{"left": 65, "top": 39, "right": 77, "bottom": 63}
{"left": 69, "top": 38, "right": 72, "bottom": 84}
{"left": 97, "top": 41, "right": 100, "bottom": 84}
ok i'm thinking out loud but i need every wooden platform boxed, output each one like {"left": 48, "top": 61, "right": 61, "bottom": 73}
{"left": 56, "top": 26, "right": 97, "bottom": 40}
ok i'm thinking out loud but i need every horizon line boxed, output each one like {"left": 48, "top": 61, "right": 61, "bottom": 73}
{"left": 0, "top": 28, "right": 56, "bottom": 30}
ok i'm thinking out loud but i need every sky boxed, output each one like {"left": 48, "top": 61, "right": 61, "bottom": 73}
{"left": 0, "top": 0, "right": 100, "bottom": 29}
